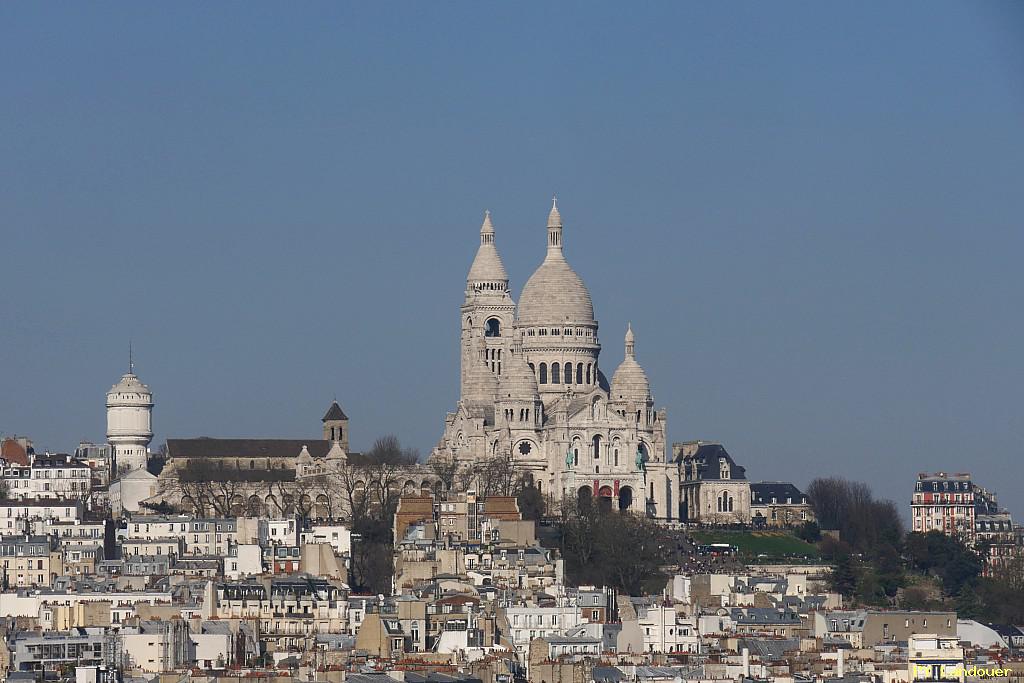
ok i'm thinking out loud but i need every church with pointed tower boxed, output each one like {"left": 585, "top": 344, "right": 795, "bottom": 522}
{"left": 432, "top": 200, "right": 679, "bottom": 520}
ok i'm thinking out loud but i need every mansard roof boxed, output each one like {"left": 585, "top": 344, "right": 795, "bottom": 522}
{"left": 682, "top": 443, "right": 747, "bottom": 481}
{"left": 750, "top": 482, "right": 809, "bottom": 505}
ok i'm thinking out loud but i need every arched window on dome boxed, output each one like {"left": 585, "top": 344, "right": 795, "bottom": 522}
{"left": 485, "top": 318, "right": 501, "bottom": 337}
{"left": 576, "top": 363, "right": 583, "bottom": 384}
{"left": 551, "top": 363, "right": 561, "bottom": 384}
{"left": 539, "top": 363, "right": 547, "bottom": 384}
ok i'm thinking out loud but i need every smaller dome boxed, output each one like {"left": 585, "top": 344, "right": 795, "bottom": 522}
{"left": 499, "top": 334, "right": 540, "bottom": 400}
{"left": 610, "top": 324, "right": 651, "bottom": 400}
{"left": 464, "top": 336, "right": 499, "bottom": 405}
{"left": 467, "top": 210, "right": 509, "bottom": 284}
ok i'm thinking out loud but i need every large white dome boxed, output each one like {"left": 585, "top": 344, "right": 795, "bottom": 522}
{"left": 516, "top": 201, "right": 594, "bottom": 326}
{"left": 517, "top": 255, "right": 594, "bottom": 325}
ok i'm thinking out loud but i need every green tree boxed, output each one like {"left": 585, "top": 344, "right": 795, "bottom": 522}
{"left": 796, "top": 520, "right": 821, "bottom": 543}
{"left": 955, "top": 583, "right": 984, "bottom": 619}
{"left": 558, "top": 496, "right": 671, "bottom": 594}
{"left": 516, "top": 484, "right": 546, "bottom": 521}
{"left": 829, "top": 554, "right": 858, "bottom": 597}
{"left": 906, "top": 531, "right": 982, "bottom": 596}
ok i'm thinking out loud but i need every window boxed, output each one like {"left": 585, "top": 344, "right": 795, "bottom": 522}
{"left": 552, "top": 363, "right": 560, "bottom": 384}
{"left": 539, "top": 363, "right": 547, "bottom": 384}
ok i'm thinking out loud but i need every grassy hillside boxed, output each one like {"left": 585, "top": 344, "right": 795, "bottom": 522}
{"left": 691, "top": 529, "right": 820, "bottom": 561}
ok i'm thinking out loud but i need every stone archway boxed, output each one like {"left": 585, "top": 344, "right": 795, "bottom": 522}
{"left": 618, "top": 486, "right": 634, "bottom": 511}
{"left": 246, "top": 495, "right": 264, "bottom": 517}
{"left": 315, "top": 494, "right": 331, "bottom": 518}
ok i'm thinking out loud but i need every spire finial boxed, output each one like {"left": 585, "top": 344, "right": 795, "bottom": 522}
{"left": 625, "top": 323, "right": 635, "bottom": 359}
{"left": 480, "top": 210, "right": 495, "bottom": 244}
{"left": 129, "top": 341, "right": 134, "bottom": 374}
{"left": 547, "top": 196, "right": 563, "bottom": 245}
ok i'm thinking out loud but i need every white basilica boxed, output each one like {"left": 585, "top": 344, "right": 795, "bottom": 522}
{"left": 431, "top": 200, "right": 680, "bottom": 520}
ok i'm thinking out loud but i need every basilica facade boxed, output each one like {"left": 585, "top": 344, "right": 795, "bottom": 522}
{"left": 431, "top": 201, "right": 680, "bottom": 520}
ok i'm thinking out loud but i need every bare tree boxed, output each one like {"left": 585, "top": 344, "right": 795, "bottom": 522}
{"left": 362, "top": 436, "right": 419, "bottom": 519}
{"left": 807, "top": 476, "right": 904, "bottom": 554}
{"left": 335, "top": 460, "right": 371, "bottom": 525}
{"left": 166, "top": 460, "right": 290, "bottom": 517}
{"left": 476, "top": 456, "right": 533, "bottom": 497}
{"left": 430, "top": 457, "right": 460, "bottom": 493}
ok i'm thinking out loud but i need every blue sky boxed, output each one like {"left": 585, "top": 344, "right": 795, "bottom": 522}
{"left": 2, "top": 2, "right": 1022, "bottom": 518}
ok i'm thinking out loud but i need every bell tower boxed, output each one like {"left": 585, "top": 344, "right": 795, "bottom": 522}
{"left": 322, "top": 400, "right": 349, "bottom": 451}
{"left": 461, "top": 210, "right": 515, "bottom": 401}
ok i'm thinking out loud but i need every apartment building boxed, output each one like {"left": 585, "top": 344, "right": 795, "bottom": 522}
{"left": 0, "top": 455, "right": 92, "bottom": 502}
{"left": 0, "top": 535, "right": 62, "bottom": 587}
{"left": 911, "top": 473, "right": 977, "bottom": 541}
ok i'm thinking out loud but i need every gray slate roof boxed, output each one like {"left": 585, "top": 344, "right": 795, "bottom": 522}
{"left": 750, "top": 482, "right": 809, "bottom": 505}
{"left": 322, "top": 401, "right": 348, "bottom": 421}
{"left": 681, "top": 443, "right": 747, "bottom": 481}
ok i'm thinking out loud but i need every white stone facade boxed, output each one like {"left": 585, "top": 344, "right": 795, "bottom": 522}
{"left": 432, "top": 201, "right": 678, "bottom": 519}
